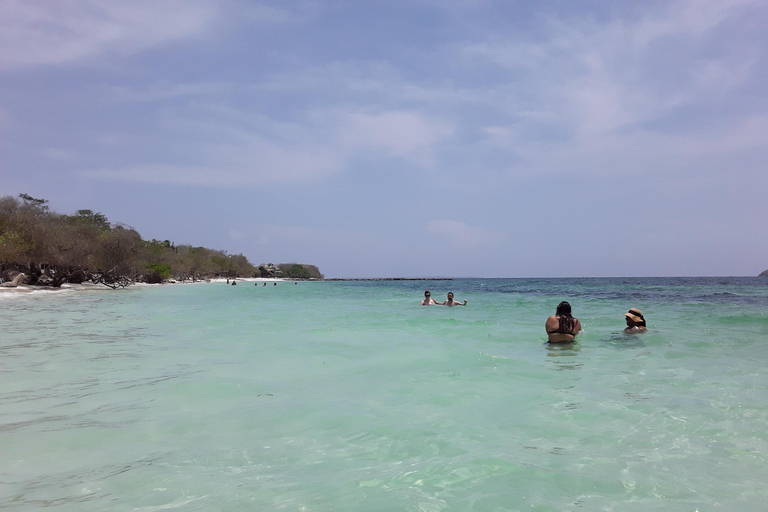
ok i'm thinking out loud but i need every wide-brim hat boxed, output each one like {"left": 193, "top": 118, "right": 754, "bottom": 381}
{"left": 624, "top": 308, "right": 644, "bottom": 323}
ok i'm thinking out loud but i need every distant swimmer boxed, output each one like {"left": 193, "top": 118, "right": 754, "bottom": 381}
{"left": 231, "top": 280, "right": 237, "bottom": 285}
{"left": 421, "top": 290, "right": 439, "bottom": 305}
{"left": 624, "top": 308, "right": 647, "bottom": 333}
{"left": 441, "top": 292, "right": 467, "bottom": 306}
{"left": 546, "top": 301, "right": 581, "bottom": 343}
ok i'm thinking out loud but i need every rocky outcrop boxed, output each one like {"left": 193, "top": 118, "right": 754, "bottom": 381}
{"left": 258, "top": 263, "right": 283, "bottom": 278}
{"left": 760, "top": 269, "right": 768, "bottom": 277}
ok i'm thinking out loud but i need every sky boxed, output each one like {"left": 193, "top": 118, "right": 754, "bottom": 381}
{"left": 1, "top": 0, "right": 767, "bottom": 278}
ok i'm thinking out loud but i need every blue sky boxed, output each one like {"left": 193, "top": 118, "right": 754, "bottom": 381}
{"left": 2, "top": 0, "right": 767, "bottom": 278}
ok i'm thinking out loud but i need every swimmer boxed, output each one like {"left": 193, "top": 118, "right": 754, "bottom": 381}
{"left": 421, "top": 290, "right": 439, "bottom": 305}
{"left": 546, "top": 301, "right": 581, "bottom": 343}
{"left": 624, "top": 308, "right": 647, "bottom": 333}
{"left": 441, "top": 292, "right": 467, "bottom": 306}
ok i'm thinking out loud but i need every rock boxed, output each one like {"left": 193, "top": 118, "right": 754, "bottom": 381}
{"left": 0, "top": 272, "right": 27, "bottom": 287}
{"left": 67, "top": 269, "right": 87, "bottom": 284}
{"left": 760, "top": 269, "right": 768, "bottom": 277}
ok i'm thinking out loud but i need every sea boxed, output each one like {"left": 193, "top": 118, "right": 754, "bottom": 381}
{"left": 1, "top": 277, "right": 768, "bottom": 511}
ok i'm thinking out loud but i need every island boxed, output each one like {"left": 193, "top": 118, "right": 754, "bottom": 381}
{"left": 0, "top": 193, "right": 322, "bottom": 288}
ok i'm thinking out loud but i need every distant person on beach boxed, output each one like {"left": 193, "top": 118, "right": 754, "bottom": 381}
{"left": 421, "top": 290, "right": 439, "bottom": 305}
{"left": 546, "top": 301, "right": 581, "bottom": 342}
{"left": 441, "top": 292, "right": 467, "bottom": 306}
{"left": 231, "top": 280, "right": 237, "bottom": 285}
{"left": 624, "top": 308, "right": 647, "bottom": 333}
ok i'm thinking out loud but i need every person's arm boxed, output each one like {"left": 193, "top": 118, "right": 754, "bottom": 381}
{"left": 573, "top": 318, "right": 582, "bottom": 335}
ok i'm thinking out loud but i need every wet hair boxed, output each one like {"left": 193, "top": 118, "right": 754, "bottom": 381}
{"left": 555, "top": 301, "right": 572, "bottom": 317}
{"left": 555, "top": 301, "right": 575, "bottom": 334}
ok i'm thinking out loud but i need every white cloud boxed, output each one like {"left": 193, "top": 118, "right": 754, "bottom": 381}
{"left": 79, "top": 138, "right": 343, "bottom": 187}
{"left": 452, "top": 0, "right": 767, "bottom": 185}
{"left": 78, "top": 104, "right": 454, "bottom": 187}
{"left": 337, "top": 110, "right": 454, "bottom": 161}
{"left": 0, "top": 0, "right": 217, "bottom": 69}
{"left": 630, "top": 0, "right": 758, "bottom": 45}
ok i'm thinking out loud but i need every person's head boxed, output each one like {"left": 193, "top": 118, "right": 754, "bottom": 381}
{"left": 555, "top": 301, "right": 572, "bottom": 317}
{"left": 624, "top": 308, "right": 646, "bottom": 327}
{"left": 447, "top": 292, "right": 454, "bottom": 300}
{"left": 424, "top": 290, "right": 431, "bottom": 298}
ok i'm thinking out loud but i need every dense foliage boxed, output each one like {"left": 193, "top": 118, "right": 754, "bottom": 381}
{"left": 279, "top": 263, "right": 323, "bottom": 280}
{"left": 0, "top": 194, "right": 270, "bottom": 287}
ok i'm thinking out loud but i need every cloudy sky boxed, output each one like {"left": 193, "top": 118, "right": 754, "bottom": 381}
{"left": 2, "top": 0, "right": 766, "bottom": 278}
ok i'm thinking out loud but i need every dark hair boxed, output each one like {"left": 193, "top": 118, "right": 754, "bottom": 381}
{"left": 555, "top": 301, "right": 575, "bottom": 334}
{"left": 555, "top": 301, "right": 572, "bottom": 317}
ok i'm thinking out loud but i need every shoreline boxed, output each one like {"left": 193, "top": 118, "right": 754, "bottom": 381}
{"left": 0, "top": 277, "right": 304, "bottom": 297}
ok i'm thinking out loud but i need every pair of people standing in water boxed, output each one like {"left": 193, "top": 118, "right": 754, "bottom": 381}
{"left": 421, "top": 293, "right": 645, "bottom": 339}
{"left": 421, "top": 290, "right": 467, "bottom": 306}
{"left": 546, "top": 301, "right": 647, "bottom": 343}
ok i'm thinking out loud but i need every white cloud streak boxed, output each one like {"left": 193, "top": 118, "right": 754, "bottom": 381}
{"left": 80, "top": 106, "right": 455, "bottom": 186}
{"left": 0, "top": 0, "right": 217, "bottom": 69}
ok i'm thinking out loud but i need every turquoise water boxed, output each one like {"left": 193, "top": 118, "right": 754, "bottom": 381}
{"left": 2, "top": 277, "right": 768, "bottom": 511}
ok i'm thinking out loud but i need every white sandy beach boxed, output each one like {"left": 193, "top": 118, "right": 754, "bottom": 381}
{"left": 0, "top": 277, "right": 304, "bottom": 298}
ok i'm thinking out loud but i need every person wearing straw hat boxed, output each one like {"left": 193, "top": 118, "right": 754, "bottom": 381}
{"left": 624, "top": 308, "right": 647, "bottom": 332}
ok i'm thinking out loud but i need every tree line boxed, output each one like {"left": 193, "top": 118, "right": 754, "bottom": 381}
{"left": 0, "top": 194, "right": 322, "bottom": 288}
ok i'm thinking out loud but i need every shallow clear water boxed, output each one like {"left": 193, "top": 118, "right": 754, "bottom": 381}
{"left": 2, "top": 278, "right": 768, "bottom": 511}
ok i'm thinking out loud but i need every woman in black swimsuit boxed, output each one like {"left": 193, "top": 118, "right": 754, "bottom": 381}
{"left": 545, "top": 301, "right": 582, "bottom": 343}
